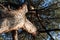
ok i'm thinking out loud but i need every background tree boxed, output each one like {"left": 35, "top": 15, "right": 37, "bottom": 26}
{"left": 0, "top": 0, "right": 60, "bottom": 40}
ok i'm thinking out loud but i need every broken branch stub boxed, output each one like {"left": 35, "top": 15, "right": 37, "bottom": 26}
{"left": 0, "top": 4, "right": 37, "bottom": 35}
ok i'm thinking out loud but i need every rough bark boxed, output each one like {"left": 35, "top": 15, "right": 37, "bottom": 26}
{"left": 0, "top": 4, "right": 37, "bottom": 35}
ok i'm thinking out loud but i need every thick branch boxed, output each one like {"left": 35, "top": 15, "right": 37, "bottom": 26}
{"left": 24, "top": 19, "right": 37, "bottom": 35}
{"left": 0, "top": 4, "right": 28, "bottom": 34}
{"left": 0, "top": 4, "right": 37, "bottom": 36}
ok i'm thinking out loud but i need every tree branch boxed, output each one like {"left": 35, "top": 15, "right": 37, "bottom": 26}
{"left": 0, "top": 4, "right": 37, "bottom": 36}
{"left": 39, "top": 29, "right": 60, "bottom": 33}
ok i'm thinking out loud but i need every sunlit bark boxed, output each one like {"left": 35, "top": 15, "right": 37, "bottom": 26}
{"left": 0, "top": 3, "right": 37, "bottom": 36}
